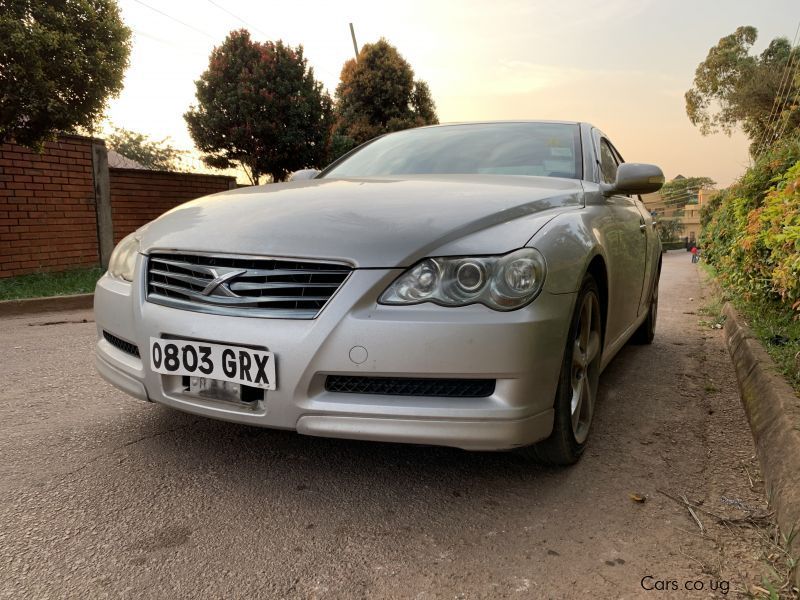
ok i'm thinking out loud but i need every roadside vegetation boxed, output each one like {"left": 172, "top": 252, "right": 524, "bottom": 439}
{"left": 0, "top": 267, "right": 104, "bottom": 301}
{"left": 699, "top": 132, "right": 800, "bottom": 396}
{"left": 701, "top": 262, "right": 800, "bottom": 400}
{"left": 689, "top": 23, "right": 800, "bottom": 398}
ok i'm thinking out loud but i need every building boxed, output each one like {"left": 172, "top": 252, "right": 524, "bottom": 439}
{"left": 641, "top": 175, "right": 717, "bottom": 245}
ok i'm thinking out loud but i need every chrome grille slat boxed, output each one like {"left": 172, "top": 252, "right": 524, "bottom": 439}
{"left": 149, "top": 281, "right": 332, "bottom": 305}
{"left": 150, "top": 257, "right": 349, "bottom": 278}
{"left": 146, "top": 252, "right": 352, "bottom": 319}
{"left": 147, "top": 293, "right": 320, "bottom": 319}
{"left": 149, "top": 281, "right": 269, "bottom": 305}
{"left": 149, "top": 269, "right": 212, "bottom": 287}
{"left": 215, "top": 266, "right": 351, "bottom": 277}
{"left": 149, "top": 258, "right": 218, "bottom": 276}
{"left": 228, "top": 281, "right": 339, "bottom": 291}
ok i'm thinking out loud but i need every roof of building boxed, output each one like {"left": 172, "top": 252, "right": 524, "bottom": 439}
{"left": 107, "top": 149, "right": 147, "bottom": 170}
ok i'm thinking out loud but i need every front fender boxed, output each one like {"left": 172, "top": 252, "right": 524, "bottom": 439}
{"left": 529, "top": 209, "right": 607, "bottom": 295}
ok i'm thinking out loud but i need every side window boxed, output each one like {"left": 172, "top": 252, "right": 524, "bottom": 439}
{"left": 599, "top": 139, "right": 618, "bottom": 184}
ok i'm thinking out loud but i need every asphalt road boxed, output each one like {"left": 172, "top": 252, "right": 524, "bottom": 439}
{"left": 0, "top": 252, "right": 774, "bottom": 599}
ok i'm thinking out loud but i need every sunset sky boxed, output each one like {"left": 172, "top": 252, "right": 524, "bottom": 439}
{"left": 106, "top": 0, "right": 799, "bottom": 187}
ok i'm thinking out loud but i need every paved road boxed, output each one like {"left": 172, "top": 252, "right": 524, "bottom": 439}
{"left": 0, "top": 252, "right": 773, "bottom": 599}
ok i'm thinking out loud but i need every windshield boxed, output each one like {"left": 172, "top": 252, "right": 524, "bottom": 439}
{"left": 321, "top": 122, "right": 582, "bottom": 179}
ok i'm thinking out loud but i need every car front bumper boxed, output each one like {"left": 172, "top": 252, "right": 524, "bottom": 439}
{"left": 94, "top": 257, "right": 575, "bottom": 451}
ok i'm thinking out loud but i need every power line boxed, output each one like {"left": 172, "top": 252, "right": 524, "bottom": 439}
{"left": 205, "top": 0, "right": 270, "bottom": 38}
{"left": 773, "top": 63, "right": 800, "bottom": 144}
{"left": 658, "top": 187, "right": 704, "bottom": 201}
{"left": 757, "top": 61, "right": 800, "bottom": 157}
{"left": 131, "top": 0, "right": 214, "bottom": 39}
{"left": 754, "top": 21, "right": 800, "bottom": 158}
{"left": 131, "top": 28, "right": 209, "bottom": 57}
{"left": 754, "top": 21, "right": 800, "bottom": 156}
{"left": 659, "top": 185, "right": 702, "bottom": 196}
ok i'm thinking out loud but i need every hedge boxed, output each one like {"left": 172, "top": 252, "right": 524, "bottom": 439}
{"left": 661, "top": 241, "right": 686, "bottom": 251}
{"left": 700, "top": 132, "right": 800, "bottom": 313}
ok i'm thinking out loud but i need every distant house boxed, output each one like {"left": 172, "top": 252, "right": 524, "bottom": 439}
{"left": 641, "top": 174, "right": 716, "bottom": 244}
{"left": 107, "top": 149, "right": 147, "bottom": 170}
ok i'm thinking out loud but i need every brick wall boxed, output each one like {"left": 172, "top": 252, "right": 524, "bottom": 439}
{"left": 0, "top": 135, "right": 98, "bottom": 278}
{"left": 0, "top": 135, "right": 238, "bottom": 278}
{"left": 109, "top": 169, "right": 235, "bottom": 244}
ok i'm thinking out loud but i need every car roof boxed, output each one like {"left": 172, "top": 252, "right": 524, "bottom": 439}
{"left": 412, "top": 120, "right": 588, "bottom": 130}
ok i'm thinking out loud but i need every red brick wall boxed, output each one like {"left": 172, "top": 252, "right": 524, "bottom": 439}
{"left": 109, "top": 169, "right": 235, "bottom": 244}
{"left": 0, "top": 135, "right": 238, "bottom": 279}
{"left": 0, "top": 135, "right": 98, "bottom": 278}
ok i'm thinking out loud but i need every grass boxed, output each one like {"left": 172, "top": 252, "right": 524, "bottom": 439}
{"left": 0, "top": 266, "right": 104, "bottom": 301}
{"left": 699, "top": 263, "right": 800, "bottom": 396}
{"left": 746, "top": 525, "right": 799, "bottom": 599}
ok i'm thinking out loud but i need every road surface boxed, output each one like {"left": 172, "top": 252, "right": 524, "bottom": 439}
{"left": 0, "top": 252, "right": 775, "bottom": 599}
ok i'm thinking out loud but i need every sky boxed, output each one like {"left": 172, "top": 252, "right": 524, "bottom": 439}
{"left": 106, "top": 0, "right": 800, "bottom": 187}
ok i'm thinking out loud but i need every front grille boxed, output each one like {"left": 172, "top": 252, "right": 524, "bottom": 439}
{"left": 146, "top": 253, "right": 352, "bottom": 319}
{"left": 325, "top": 375, "right": 496, "bottom": 398}
{"left": 103, "top": 331, "right": 140, "bottom": 357}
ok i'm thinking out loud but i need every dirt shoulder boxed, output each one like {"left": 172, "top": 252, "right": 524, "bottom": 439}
{"left": 723, "top": 301, "right": 800, "bottom": 592}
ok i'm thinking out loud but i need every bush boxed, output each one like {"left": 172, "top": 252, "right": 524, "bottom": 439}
{"left": 754, "top": 163, "right": 800, "bottom": 309}
{"left": 701, "top": 132, "right": 800, "bottom": 313}
{"left": 661, "top": 241, "right": 686, "bottom": 251}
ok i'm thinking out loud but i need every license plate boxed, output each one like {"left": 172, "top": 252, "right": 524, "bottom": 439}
{"left": 149, "top": 337, "right": 276, "bottom": 390}
{"left": 189, "top": 376, "right": 243, "bottom": 402}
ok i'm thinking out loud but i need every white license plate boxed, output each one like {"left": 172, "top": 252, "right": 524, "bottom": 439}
{"left": 149, "top": 337, "right": 276, "bottom": 390}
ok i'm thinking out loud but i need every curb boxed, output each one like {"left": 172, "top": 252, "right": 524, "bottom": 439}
{"left": 0, "top": 293, "right": 94, "bottom": 317}
{"left": 722, "top": 302, "right": 800, "bottom": 587}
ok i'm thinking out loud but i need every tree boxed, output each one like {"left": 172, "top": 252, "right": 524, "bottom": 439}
{"left": 656, "top": 217, "right": 685, "bottom": 243}
{"left": 0, "top": 0, "right": 130, "bottom": 148}
{"left": 685, "top": 26, "right": 800, "bottom": 154}
{"left": 659, "top": 175, "right": 716, "bottom": 211}
{"left": 333, "top": 39, "right": 438, "bottom": 154}
{"left": 106, "top": 126, "right": 184, "bottom": 171}
{"left": 185, "top": 30, "right": 333, "bottom": 184}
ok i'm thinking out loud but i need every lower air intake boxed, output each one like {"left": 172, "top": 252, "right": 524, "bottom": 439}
{"left": 325, "top": 375, "right": 495, "bottom": 398}
{"left": 103, "top": 331, "right": 140, "bottom": 358}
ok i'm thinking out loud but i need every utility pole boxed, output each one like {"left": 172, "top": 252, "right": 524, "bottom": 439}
{"left": 349, "top": 22, "right": 359, "bottom": 60}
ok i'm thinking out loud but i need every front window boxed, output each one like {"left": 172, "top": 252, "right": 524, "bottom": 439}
{"left": 321, "top": 122, "right": 582, "bottom": 180}
{"left": 599, "top": 139, "right": 619, "bottom": 184}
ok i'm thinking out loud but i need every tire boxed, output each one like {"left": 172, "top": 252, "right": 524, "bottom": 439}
{"left": 631, "top": 270, "right": 659, "bottom": 345}
{"left": 519, "top": 274, "right": 602, "bottom": 465}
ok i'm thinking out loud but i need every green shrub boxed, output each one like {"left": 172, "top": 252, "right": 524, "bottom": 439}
{"left": 701, "top": 132, "right": 800, "bottom": 313}
{"left": 754, "top": 162, "right": 800, "bottom": 309}
{"left": 661, "top": 241, "right": 686, "bottom": 251}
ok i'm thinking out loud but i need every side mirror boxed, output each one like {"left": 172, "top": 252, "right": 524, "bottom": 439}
{"left": 601, "top": 163, "right": 664, "bottom": 196}
{"left": 288, "top": 169, "right": 321, "bottom": 182}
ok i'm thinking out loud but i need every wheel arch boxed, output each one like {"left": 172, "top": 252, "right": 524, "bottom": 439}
{"left": 585, "top": 253, "right": 609, "bottom": 347}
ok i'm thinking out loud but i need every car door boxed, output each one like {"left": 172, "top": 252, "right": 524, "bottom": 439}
{"left": 596, "top": 135, "right": 648, "bottom": 344}
{"left": 631, "top": 193, "right": 658, "bottom": 318}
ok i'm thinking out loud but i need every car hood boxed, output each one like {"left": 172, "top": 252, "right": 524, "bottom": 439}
{"left": 139, "top": 175, "right": 583, "bottom": 268}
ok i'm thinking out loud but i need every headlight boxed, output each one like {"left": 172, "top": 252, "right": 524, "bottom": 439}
{"left": 379, "top": 248, "right": 546, "bottom": 311}
{"left": 107, "top": 232, "right": 140, "bottom": 282}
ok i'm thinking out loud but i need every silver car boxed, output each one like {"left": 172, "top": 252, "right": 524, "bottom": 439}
{"left": 94, "top": 121, "right": 663, "bottom": 464}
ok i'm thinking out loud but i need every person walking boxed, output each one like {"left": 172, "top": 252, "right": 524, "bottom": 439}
{"left": 690, "top": 245, "right": 699, "bottom": 263}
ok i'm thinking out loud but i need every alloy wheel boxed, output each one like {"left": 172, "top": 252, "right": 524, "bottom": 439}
{"left": 570, "top": 292, "right": 601, "bottom": 444}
